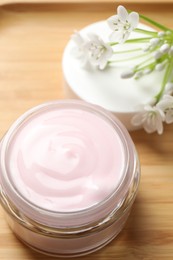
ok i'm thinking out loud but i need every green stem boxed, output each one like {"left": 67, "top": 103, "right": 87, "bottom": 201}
{"left": 109, "top": 42, "right": 118, "bottom": 46}
{"left": 134, "top": 28, "right": 157, "bottom": 36}
{"left": 126, "top": 37, "right": 152, "bottom": 44}
{"left": 135, "top": 57, "right": 155, "bottom": 70}
{"left": 109, "top": 52, "right": 151, "bottom": 63}
{"left": 109, "top": 37, "right": 152, "bottom": 46}
{"left": 139, "top": 13, "right": 173, "bottom": 32}
{"left": 135, "top": 61, "right": 156, "bottom": 72}
{"left": 155, "top": 58, "right": 173, "bottom": 102}
{"left": 113, "top": 48, "right": 142, "bottom": 54}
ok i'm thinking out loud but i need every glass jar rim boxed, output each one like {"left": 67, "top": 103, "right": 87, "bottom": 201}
{"left": 0, "top": 100, "right": 137, "bottom": 228}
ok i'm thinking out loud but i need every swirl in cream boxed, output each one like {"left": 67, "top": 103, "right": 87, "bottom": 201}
{"left": 8, "top": 108, "right": 125, "bottom": 212}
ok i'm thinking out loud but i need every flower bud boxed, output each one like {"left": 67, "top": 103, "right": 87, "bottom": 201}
{"left": 150, "top": 38, "right": 159, "bottom": 46}
{"left": 169, "top": 46, "right": 173, "bottom": 56}
{"left": 121, "top": 70, "right": 135, "bottom": 79}
{"left": 160, "top": 43, "right": 170, "bottom": 54}
{"left": 158, "top": 31, "right": 165, "bottom": 37}
{"left": 135, "top": 71, "right": 143, "bottom": 79}
{"left": 166, "top": 31, "right": 172, "bottom": 35}
{"left": 153, "top": 50, "right": 162, "bottom": 60}
{"left": 143, "top": 68, "right": 152, "bottom": 75}
{"left": 155, "top": 63, "right": 165, "bottom": 71}
{"left": 165, "top": 82, "right": 173, "bottom": 94}
{"left": 147, "top": 97, "right": 157, "bottom": 106}
{"left": 142, "top": 44, "right": 150, "bottom": 52}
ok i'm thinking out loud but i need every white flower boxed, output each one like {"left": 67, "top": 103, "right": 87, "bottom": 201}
{"left": 72, "top": 32, "right": 113, "bottom": 69}
{"left": 107, "top": 5, "right": 139, "bottom": 44}
{"left": 157, "top": 95, "right": 173, "bottom": 124}
{"left": 131, "top": 105, "right": 165, "bottom": 134}
{"left": 84, "top": 34, "right": 113, "bottom": 70}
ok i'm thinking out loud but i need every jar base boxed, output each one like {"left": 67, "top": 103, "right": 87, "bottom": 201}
{"left": 14, "top": 230, "right": 122, "bottom": 258}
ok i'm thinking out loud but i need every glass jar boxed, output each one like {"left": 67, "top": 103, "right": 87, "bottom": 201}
{"left": 0, "top": 100, "right": 140, "bottom": 257}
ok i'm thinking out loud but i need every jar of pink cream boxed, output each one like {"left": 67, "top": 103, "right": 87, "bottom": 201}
{"left": 0, "top": 100, "right": 140, "bottom": 257}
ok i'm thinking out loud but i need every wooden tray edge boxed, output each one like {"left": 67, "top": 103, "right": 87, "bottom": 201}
{"left": 1, "top": 0, "right": 173, "bottom": 7}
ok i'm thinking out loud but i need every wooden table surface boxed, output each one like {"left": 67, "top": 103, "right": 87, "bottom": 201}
{"left": 0, "top": 1, "right": 173, "bottom": 259}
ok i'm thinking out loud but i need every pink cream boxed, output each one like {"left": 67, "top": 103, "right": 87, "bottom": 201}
{"left": 8, "top": 107, "right": 125, "bottom": 212}
{"left": 0, "top": 100, "right": 140, "bottom": 257}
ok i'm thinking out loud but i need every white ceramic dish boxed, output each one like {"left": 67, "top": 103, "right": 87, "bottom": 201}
{"left": 62, "top": 21, "right": 164, "bottom": 130}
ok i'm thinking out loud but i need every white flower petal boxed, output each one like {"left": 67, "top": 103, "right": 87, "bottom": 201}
{"left": 117, "top": 5, "right": 128, "bottom": 23}
{"left": 157, "top": 94, "right": 173, "bottom": 110}
{"left": 155, "top": 116, "right": 164, "bottom": 134}
{"left": 144, "top": 105, "right": 153, "bottom": 111}
{"left": 121, "top": 31, "right": 130, "bottom": 43}
{"left": 143, "top": 123, "right": 155, "bottom": 133}
{"left": 87, "top": 33, "right": 99, "bottom": 42}
{"left": 156, "top": 106, "right": 165, "bottom": 120}
{"left": 128, "top": 12, "right": 139, "bottom": 28}
{"left": 131, "top": 113, "right": 144, "bottom": 126}
{"left": 107, "top": 15, "right": 119, "bottom": 30}
{"left": 165, "top": 113, "right": 173, "bottom": 124}
{"left": 98, "top": 59, "right": 107, "bottom": 70}
{"left": 109, "top": 31, "right": 123, "bottom": 42}
{"left": 157, "top": 95, "right": 173, "bottom": 125}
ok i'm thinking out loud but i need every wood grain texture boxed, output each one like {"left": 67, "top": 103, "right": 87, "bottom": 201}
{"left": 0, "top": 2, "right": 173, "bottom": 259}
